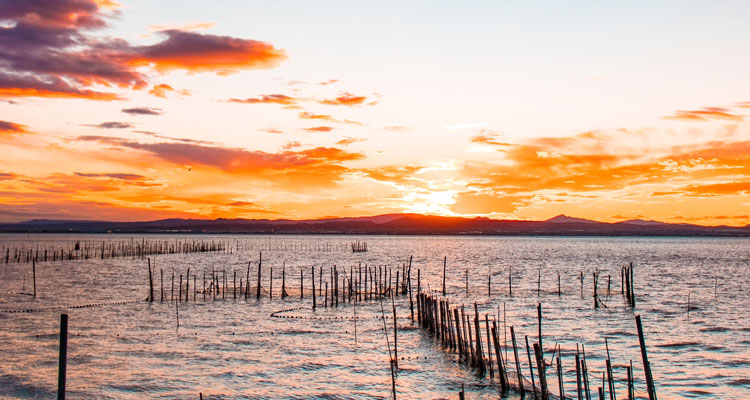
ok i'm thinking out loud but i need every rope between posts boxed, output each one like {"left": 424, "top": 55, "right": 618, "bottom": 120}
{"left": 270, "top": 306, "right": 411, "bottom": 321}
{"left": 0, "top": 299, "right": 142, "bottom": 313}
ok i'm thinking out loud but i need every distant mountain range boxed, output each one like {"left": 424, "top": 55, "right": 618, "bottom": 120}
{"left": 1, "top": 214, "right": 749, "bottom": 236}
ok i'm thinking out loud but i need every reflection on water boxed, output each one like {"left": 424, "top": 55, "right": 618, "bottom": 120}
{"left": 1, "top": 234, "right": 749, "bottom": 399}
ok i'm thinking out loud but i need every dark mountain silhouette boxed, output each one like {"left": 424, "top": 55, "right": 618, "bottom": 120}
{"left": 545, "top": 214, "right": 599, "bottom": 224}
{"left": 1, "top": 214, "right": 748, "bottom": 236}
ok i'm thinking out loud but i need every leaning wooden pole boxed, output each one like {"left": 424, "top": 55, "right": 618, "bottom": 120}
{"left": 534, "top": 342, "right": 549, "bottom": 400}
{"left": 147, "top": 258, "right": 153, "bottom": 302}
{"left": 636, "top": 315, "right": 657, "bottom": 400}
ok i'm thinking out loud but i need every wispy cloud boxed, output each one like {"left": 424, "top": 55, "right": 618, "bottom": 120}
{"left": 664, "top": 107, "right": 744, "bottom": 122}
{"left": 0, "top": 120, "right": 32, "bottom": 135}
{"left": 302, "top": 126, "right": 334, "bottom": 133}
{"left": 228, "top": 94, "right": 300, "bottom": 105}
{"left": 122, "top": 107, "right": 163, "bottom": 116}
{"left": 86, "top": 122, "right": 133, "bottom": 129}
{"left": 336, "top": 137, "right": 366, "bottom": 146}
{"left": 298, "top": 112, "right": 362, "bottom": 125}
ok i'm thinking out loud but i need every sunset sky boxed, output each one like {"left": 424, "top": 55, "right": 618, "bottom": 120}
{"left": 1, "top": 0, "right": 749, "bottom": 225}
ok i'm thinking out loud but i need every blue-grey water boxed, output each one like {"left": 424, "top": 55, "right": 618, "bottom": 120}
{"left": 1, "top": 234, "right": 749, "bottom": 399}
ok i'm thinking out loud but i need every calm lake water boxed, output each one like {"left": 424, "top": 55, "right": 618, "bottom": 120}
{"left": 1, "top": 234, "right": 749, "bottom": 399}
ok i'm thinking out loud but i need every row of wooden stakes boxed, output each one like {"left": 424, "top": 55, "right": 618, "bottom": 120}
{"left": 416, "top": 293, "right": 658, "bottom": 400}
{"left": 3, "top": 239, "right": 229, "bottom": 265}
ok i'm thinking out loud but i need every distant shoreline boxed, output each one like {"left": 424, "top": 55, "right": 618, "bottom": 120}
{"left": 1, "top": 213, "right": 748, "bottom": 236}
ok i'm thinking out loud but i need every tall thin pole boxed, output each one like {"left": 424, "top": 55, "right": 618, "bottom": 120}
{"left": 636, "top": 315, "right": 657, "bottom": 400}
{"left": 58, "top": 314, "right": 68, "bottom": 400}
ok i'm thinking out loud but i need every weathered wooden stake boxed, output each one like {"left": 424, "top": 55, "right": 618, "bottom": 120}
{"left": 147, "top": 258, "right": 153, "bottom": 302}
{"left": 58, "top": 313, "right": 68, "bottom": 400}
{"left": 636, "top": 315, "right": 657, "bottom": 400}
{"left": 312, "top": 267, "right": 316, "bottom": 309}
{"left": 511, "top": 326, "right": 524, "bottom": 395}
{"left": 442, "top": 256, "right": 447, "bottom": 295}
{"left": 525, "top": 335, "right": 538, "bottom": 400}
{"left": 256, "top": 252, "right": 262, "bottom": 300}
{"left": 32, "top": 258, "right": 37, "bottom": 298}
{"left": 534, "top": 342, "right": 549, "bottom": 400}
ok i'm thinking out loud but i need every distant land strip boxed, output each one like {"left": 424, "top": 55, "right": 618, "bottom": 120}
{"left": 1, "top": 214, "right": 749, "bottom": 236}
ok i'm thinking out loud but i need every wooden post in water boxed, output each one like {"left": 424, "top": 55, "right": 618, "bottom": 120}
{"left": 627, "top": 361, "right": 634, "bottom": 400}
{"left": 537, "top": 269, "right": 541, "bottom": 296}
{"left": 442, "top": 256, "right": 447, "bottom": 295}
{"left": 408, "top": 256, "right": 414, "bottom": 322}
{"left": 576, "top": 347, "right": 583, "bottom": 400}
{"left": 534, "top": 342, "right": 549, "bottom": 400}
{"left": 538, "top": 303, "right": 543, "bottom": 356}
{"left": 473, "top": 304, "right": 485, "bottom": 375}
{"left": 32, "top": 259, "right": 36, "bottom": 298}
{"left": 630, "top": 264, "right": 636, "bottom": 307}
{"left": 393, "top": 300, "right": 398, "bottom": 368}
{"left": 160, "top": 269, "right": 164, "bottom": 302}
{"left": 492, "top": 321, "right": 508, "bottom": 392}
{"left": 510, "top": 326, "right": 524, "bottom": 395}
{"left": 454, "top": 308, "right": 464, "bottom": 360}
{"left": 256, "top": 252, "right": 262, "bottom": 300}
{"left": 282, "top": 263, "right": 287, "bottom": 298}
{"left": 58, "top": 313, "right": 68, "bottom": 400}
{"left": 636, "top": 315, "right": 657, "bottom": 400}
{"left": 485, "top": 314, "right": 494, "bottom": 380}
{"left": 147, "top": 258, "right": 153, "bottom": 302}
{"left": 312, "top": 267, "right": 316, "bottom": 310}
{"left": 582, "top": 345, "right": 592, "bottom": 400}
{"left": 557, "top": 356, "right": 565, "bottom": 400}
{"left": 525, "top": 336, "right": 538, "bottom": 400}
{"left": 245, "top": 261, "right": 251, "bottom": 299}
{"left": 509, "top": 267, "right": 512, "bottom": 297}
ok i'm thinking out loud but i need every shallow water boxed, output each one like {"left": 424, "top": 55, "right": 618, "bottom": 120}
{"left": 1, "top": 234, "right": 749, "bottom": 399}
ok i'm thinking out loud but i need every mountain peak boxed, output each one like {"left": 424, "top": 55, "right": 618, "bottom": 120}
{"left": 545, "top": 214, "right": 598, "bottom": 224}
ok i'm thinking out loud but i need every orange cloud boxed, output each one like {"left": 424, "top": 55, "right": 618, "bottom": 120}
{"left": 298, "top": 112, "right": 362, "bottom": 125}
{"left": 0, "top": 120, "right": 32, "bottom": 135}
{"left": 336, "top": 137, "right": 366, "bottom": 146}
{"left": 228, "top": 94, "right": 299, "bottom": 105}
{"left": 319, "top": 92, "right": 370, "bottom": 106}
{"left": 470, "top": 133, "right": 510, "bottom": 147}
{"left": 74, "top": 136, "right": 363, "bottom": 181}
{"left": 302, "top": 126, "right": 334, "bottom": 133}
{"left": 681, "top": 181, "right": 750, "bottom": 196}
{"left": 149, "top": 84, "right": 173, "bottom": 98}
{"left": 128, "top": 30, "right": 286, "bottom": 74}
{"left": 282, "top": 141, "right": 302, "bottom": 149}
{"left": 664, "top": 107, "right": 744, "bottom": 122}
